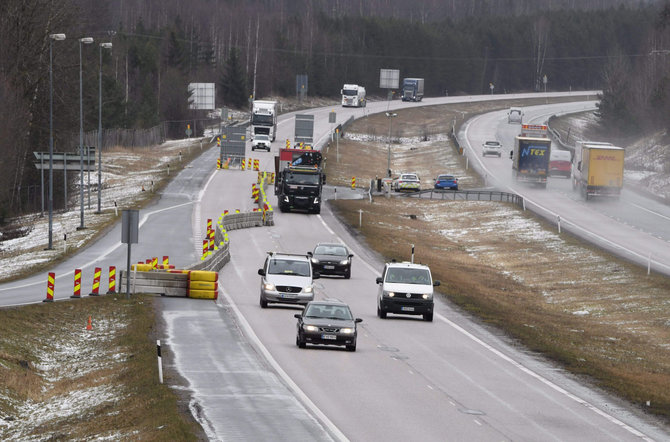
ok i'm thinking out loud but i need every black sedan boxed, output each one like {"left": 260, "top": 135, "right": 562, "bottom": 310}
{"left": 295, "top": 300, "right": 362, "bottom": 351}
{"left": 307, "top": 243, "right": 353, "bottom": 279}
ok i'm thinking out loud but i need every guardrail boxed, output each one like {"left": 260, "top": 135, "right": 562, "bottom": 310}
{"left": 401, "top": 189, "right": 524, "bottom": 207}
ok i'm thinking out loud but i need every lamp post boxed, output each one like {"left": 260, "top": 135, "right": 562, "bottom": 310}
{"left": 97, "top": 42, "right": 112, "bottom": 214}
{"left": 48, "top": 33, "right": 66, "bottom": 250}
{"left": 385, "top": 112, "right": 397, "bottom": 178}
{"left": 78, "top": 37, "right": 94, "bottom": 230}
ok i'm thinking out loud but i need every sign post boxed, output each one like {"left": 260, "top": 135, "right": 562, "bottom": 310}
{"left": 121, "top": 209, "right": 139, "bottom": 299}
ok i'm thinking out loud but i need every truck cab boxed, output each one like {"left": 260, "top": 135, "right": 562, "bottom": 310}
{"left": 341, "top": 84, "right": 366, "bottom": 107}
{"left": 275, "top": 149, "right": 325, "bottom": 214}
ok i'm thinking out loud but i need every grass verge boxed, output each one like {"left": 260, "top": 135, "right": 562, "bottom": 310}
{"left": 0, "top": 294, "right": 203, "bottom": 440}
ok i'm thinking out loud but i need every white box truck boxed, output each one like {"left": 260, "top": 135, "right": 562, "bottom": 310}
{"left": 251, "top": 100, "right": 278, "bottom": 141}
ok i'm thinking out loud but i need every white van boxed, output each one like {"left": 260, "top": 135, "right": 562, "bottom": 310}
{"left": 507, "top": 107, "right": 523, "bottom": 124}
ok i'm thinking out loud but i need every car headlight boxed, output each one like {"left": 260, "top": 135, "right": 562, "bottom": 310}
{"left": 314, "top": 197, "right": 320, "bottom": 204}
{"left": 264, "top": 282, "right": 276, "bottom": 291}
{"left": 422, "top": 293, "right": 433, "bottom": 300}
{"left": 310, "top": 258, "right": 319, "bottom": 264}
{"left": 304, "top": 325, "right": 319, "bottom": 332}
{"left": 340, "top": 328, "right": 354, "bottom": 334}
{"left": 304, "top": 286, "right": 313, "bottom": 294}
{"left": 283, "top": 196, "right": 289, "bottom": 202}
{"left": 339, "top": 259, "right": 349, "bottom": 265}
{"left": 384, "top": 291, "right": 395, "bottom": 297}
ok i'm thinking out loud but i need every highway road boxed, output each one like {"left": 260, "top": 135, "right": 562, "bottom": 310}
{"left": 2, "top": 92, "right": 669, "bottom": 440}
{"left": 458, "top": 103, "right": 670, "bottom": 276}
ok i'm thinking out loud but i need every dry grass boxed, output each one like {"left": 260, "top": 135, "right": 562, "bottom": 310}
{"left": 326, "top": 98, "right": 670, "bottom": 421}
{"left": 0, "top": 294, "right": 203, "bottom": 440}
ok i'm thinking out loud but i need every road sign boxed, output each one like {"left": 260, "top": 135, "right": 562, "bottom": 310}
{"left": 33, "top": 151, "right": 95, "bottom": 170}
{"left": 329, "top": 111, "right": 336, "bottom": 124}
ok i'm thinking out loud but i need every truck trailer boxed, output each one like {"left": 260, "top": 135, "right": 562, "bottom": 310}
{"left": 341, "top": 84, "right": 366, "bottom": 107}
{"left": 401, "top": 78, "right": 424, "bottom": 102}
{"left": 572, "top": 141, "right": 624, "bottom": 200}
{"left": 512, "top": 125, "right": 551, "bottom": 188}
{"left": 274, "top": 148, "right": 325, "bottom": 214}
{"left": 251, "top": 100, "right": 278, "bottom": 141}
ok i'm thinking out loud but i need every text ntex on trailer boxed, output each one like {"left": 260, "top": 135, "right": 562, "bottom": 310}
{"left": 511, "top": 124, "right": 552, "bottom": 188}
{"left": 251, "top": 100, "right": 278, "bottom": 141}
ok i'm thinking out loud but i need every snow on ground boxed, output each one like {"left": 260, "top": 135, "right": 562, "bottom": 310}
{"left": 0, "top": 138, "right": 201, "bottom": 282}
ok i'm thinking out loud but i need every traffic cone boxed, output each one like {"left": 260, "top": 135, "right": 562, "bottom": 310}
{"left": 86, "top": 316, "right": 92, "bottom": 330}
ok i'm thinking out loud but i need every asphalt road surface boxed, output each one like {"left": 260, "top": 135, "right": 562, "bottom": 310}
{"left": 2, "top": 92, "right": 668, "bottom": 440}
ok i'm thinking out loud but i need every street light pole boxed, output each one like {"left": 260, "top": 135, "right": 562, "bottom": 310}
{"left": 97, "top": 42, "right": 112, "bottom": 214}
{"left": 385, "top": 112, "right": 397, "bottom": 178}
{"left": 48, "top": 33, "right": 66, "bottom": 250}
{"left": 78, "top": 37, "right": 94, "bottom": 230}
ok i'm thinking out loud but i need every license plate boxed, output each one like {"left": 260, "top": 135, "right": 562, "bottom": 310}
{"left": 324, "top": 265, "right": 335, "bottom": 269}
{"left": 321, "top": 334, "right": 336, "bottom": 340}
{"left": 280, "top": 293, "right": 296, "bottom": 298}
{"left": 401, "top": 306, "right": 415, "bottom": 312}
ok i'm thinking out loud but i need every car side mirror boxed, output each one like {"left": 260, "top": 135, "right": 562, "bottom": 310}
{"left": 348, "top": 254, "right": 354, "bottom": 258}
{"left": 313, "top": 272, "right": 320, "bottom": 279}
{"left": 294, "top": 314, "right": 302, "bottom": 319}
{"left": 509, "top": 151, "right": 513, "bottom": 159}
{"left": 307, "top": 252, "right": 313, "bottom": 257}
{"left": 322, "top": 174, "right": 326, "bottom": 185}
{"left": 376, "top": 277, "right": 383, "bottom": 284}
{"left": 258, "top": 269, "right": 266, "bottom": 276}
{"left": 355, "top": 318, "right": 363, "bottom": 323}
{"left": 433, "top": 280, "right": 441, "bottom": 287}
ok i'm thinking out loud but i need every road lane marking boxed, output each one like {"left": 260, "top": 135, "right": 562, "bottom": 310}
{"left": 435, "top": 312, "right": 652, "bottom": 441}
{"left": 217, "top": 279, "right": 346, "bottom": 442}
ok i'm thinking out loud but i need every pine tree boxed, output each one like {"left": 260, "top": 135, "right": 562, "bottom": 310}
{"left": 219, "top": 48, "right": 248, "bottom": 109}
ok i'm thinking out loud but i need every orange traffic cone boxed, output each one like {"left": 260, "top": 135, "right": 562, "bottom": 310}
{"left": 86, "top": 316, "right": 92, "bottom": 330}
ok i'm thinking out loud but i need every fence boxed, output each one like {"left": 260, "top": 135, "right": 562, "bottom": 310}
{"left": 401, "top": 189, "right": 524, "bottom": 208}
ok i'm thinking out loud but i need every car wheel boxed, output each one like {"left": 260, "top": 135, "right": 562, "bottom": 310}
{"left": 344, "top": 268, "right": 351, "bottom": 279}
{"left": 377, "top": 304, "right": 387, "bottom": 319}
{"left": 424, "top": 312, "right": 433, "bottom": 322}
{"left": 346, "top": 343, "right": 356, "bottom": 352}
{"left": 260, "top": 297, "right": 268, "bottom": 308}
{"left": 296, "top": 333, "right": 306, "bottom": 348}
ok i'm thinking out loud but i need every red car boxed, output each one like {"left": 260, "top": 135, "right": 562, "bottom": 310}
{"left": 549, "top": 149, "right": 572, "bottom": 178}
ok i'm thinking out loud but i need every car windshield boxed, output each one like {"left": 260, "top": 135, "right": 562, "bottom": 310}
{"left": 304, "top": 304, "right": 353, "bottom": 320}
{"left": 385, "top": 268, "right": 431, "bottom": 284}
{"left": 285, "top": 172, "right": 320, "bottom": 185}
{"left": 268, "top": 259, "right": 311, "bottom": 276}
{"left": 485, "top": 142, "right": 500, "bottom": 147}
{"left": 401, "top": 174, "right": 418, "bottom": 181}
{"left": 314, "top": 245, "right": 347, "bottom": 256}
{"left": 255, "top": 135, "right": 268, "bottom": 141}
{"left": 437, "top": 175, "right": 454, "bottom": 181}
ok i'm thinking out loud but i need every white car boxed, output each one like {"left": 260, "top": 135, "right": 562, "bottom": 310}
{"left": 258, "top": 252, "right": 319, "bottom": 308}
{"left": 252, "top": 134, "right": 271, "bottom": 151}
{"left": 376, "top": 261, "right": 440, "bottom": 322}
{"left": 482, "top": 140, "right": 502, "bottom": 157}
{"left": 392, "top": 173, "right": 421, "bottom": 192}
{"left": 507, "top": 107, "right": 523, "bottom": 124}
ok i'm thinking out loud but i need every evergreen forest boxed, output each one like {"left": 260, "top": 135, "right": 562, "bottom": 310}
{"left": 0, "top": 0, "right": 668, "bottom": 217}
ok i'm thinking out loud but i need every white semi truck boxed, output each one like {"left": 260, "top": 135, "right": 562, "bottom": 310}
{"left": 251, "top": 100, "right": 278, "bottom": 141}
{"left": 341, "top": 84, "right": 366, "bottom": 107}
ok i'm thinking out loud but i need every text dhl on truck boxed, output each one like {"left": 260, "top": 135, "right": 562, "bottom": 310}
{"left": 274, "top": 147, "right": 325, "bottom": 214}
{"left": 572, "top": 141, "right": 624, "bottom": 200}
{"left": 511, "top": 124, "right": 552, "bottom": 188}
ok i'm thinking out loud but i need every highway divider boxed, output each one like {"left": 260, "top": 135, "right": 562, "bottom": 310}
{"left": 116, "top": 176, "right": 275, "bottom": 298}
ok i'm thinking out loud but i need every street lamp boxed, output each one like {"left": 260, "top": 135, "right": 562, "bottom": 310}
{"left": 385, "top": 112, "right": 397, "bottom": 178}
{"left": 97, "top": 42, "right": 112, "bottom": 214}
{"left": 78, "top": 37, "right": 94, "bottom": 230}
{"left": 48, "top": 33, "right": 66, "bottom": 250}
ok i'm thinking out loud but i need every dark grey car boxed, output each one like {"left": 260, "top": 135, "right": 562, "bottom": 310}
{"left": 295, "top": 300, "right": 362, "bottom": 351}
